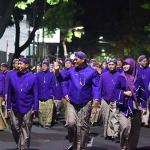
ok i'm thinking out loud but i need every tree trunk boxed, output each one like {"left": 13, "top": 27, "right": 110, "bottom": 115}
{"left": 62, "top": 40, "right": 68, "bottom": 57}
{"left": 0, "top": 0, "right": 17, "bottom": 38}
{"left": 11, "top": 11, "right": 20, "bottom": 69}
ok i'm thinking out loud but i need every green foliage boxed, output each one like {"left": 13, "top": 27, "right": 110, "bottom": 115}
{"left": 42, "top": 0, "right": 84, "bottom": 42}
{"left": 141, "top": 3, "right": 150, "bottom": 10}
{"left": 15, "top": 0, "right": 34, "bottom": 10}
{"left": 66, "top": 30, "right": 84, "bottom": 42}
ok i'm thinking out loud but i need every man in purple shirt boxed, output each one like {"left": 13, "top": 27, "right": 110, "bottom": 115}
{"left": 61, "top": 58, "right": 73, "bottom": 127}
{"left": 7, "top": 57, "right": 38, "bottom": 150}
{"left": 54, "top": 51, "right": 100, "bottom": 150}
{"left": 137, "top": 55, "right": 150, "bottom": 128}
{"left": 100, "top": 59, "right": 120, "bottom": 143}
{"left": 36, "top": 60, "right": 56, "bottom": 129}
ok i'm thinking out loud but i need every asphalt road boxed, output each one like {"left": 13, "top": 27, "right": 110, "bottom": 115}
{"left": 0, "top": 118, "right": 150, "bottom": 150}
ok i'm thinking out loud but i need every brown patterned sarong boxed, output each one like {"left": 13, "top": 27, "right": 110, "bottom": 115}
{"left": 0, "top": 96, "right": 8, "bottom": 130}
{"left": 62, "top": 98, "right": 69, "bottom": 125}
{"left": 90, "top": 107, "right": 101, "bottom": 124}
{"left": 118, "top": 110, "right": 141, "bottom": 150}
{"left": 67, "top": 100, "right": 92, "bottom": 150}
{"left": 101, "top": 99, "right": 119, "bottom": 138}
{"left": 39, "top": 99, "right": 54, "bottom": 127}
{"left": 10, "top": 108, "right": 33, "bottom": 150}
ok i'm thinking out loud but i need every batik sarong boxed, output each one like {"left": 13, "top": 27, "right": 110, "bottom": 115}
{"left": 68, "top": 100, "right": 92, "bottom": 150}
{"left": 62, "top": 98, "right": 69, "bottom": 125}
{"left": 39, "top": 99, "right": 54, "bottom": 127}
{"left": 118, "top": 110, "right": 141, "bottom": 150}
{"left": 10, "top": 108, "right": 33, "bottom": 150}
{"left": 54, "top": 99, "right": 62, "bottom": 120}
{"left": 90, "top": 107, "right": 101, "bottom": 124}
{"left": 0, "top": 96, "right": 8, "bottom": 130}
{"left": 142, "top": 102, "right": 149, "bottom": 123}
{"left": 101, "top": 99, "right": 119, "bottom": 138}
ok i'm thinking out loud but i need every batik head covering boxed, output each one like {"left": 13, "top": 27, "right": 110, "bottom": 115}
{"left": 75, "top": 51, "right": 88, "bottom": 60}
{"left": 117, "top": 58, "right": 123, "bottom": 62}
{"left": 0, "top": 63, "right": 8, "bottom": 68}
{"left": 37, "top": 63, "right": 42, "bottom": 67}
{"left": 42, "top": 60, "right": 49, "bottom": 67}
{"left": 65, "top": 58, "right": 73, "bottom": 63}
{"left": 121, "top": 58, "right": 137, "bottom": 100}
{"left": 93, "top": 62, "right": 99, "bottom": 67}
{"left": 90, "top": 59, "right": 96, "bottom": 63}
{"left": 138, "top": 55, "right": 146, "bottom": 62}
{"left": 13, "top": 58, "right": 19, "bottom": 64}
{"left": 19, "top": 58, "right": 29, "bottom": 64}
{"left": 107, "top": 59, "right": 117, "bottom": 64}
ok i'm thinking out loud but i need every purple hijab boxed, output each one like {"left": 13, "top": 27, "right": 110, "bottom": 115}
{"left": 121, "top": 58, "right": 138, "bottom": 101}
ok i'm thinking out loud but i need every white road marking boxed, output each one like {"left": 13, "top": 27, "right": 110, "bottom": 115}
{"left": 87, "top": 137, "right": 94, "bottom": 147}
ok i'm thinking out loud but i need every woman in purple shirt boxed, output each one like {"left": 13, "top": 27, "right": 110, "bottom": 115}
{"left": 114, "top": 58, "right": 147, "bottom": 150}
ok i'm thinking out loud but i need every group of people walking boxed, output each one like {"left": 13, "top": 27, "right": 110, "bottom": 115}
{"left": 0, "top": 51, "right": 150, "bottom": 150}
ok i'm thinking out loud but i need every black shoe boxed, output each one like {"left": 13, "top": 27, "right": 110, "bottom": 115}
{"left": 44, "top": 125, "right": 51, "bottom": 129}
{"left": 105, "top": 136, "right": 113, "bottom": 140}
{"left": 144, "top": 124, "right": 150, "bottom": 128}
{"left": 90, "top": 123, "right": 94, "bottom": 127}
{"left": 113, "top": 137, "right": 120, "bottom": 143}
{"left": 67, "top": 145, "right": 73, "bottom": 150}
{"left": 64, "top": 124, "right": 68, "bottom": 127}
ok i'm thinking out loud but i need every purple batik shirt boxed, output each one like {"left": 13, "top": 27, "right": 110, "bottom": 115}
{"left": 114, "top": 75, "right": 147, "bottom": 117}
{"left": 0, "top": 74, "right": 5, "bottom": 99}
{"left": 57, "top": 65, "right": 100, "bottom": 104}
{"left": 7, "top": 71, "right": 39, "bottom": 113}
{"left": 5, "top": 69, "right": 18, "bottom": 95}
{"left": 36, "top": 70, "right": 55, "bottom": 101}
{"left": 99, "top": 71, "right": 120, "bottom": 103}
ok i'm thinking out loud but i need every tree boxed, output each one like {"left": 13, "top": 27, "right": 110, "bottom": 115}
{"left": 0, "top": 0, "right": 17, "bottom": 39}
{"left": 41, "top": 0, "right": 84, "bottom": 57}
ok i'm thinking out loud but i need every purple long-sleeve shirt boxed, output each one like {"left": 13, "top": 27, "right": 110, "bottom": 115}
{"left": 57, "top": 65, "right": 100, "bottom": 104}
{"left": 0, "top": 74, "right": 5, "bottom": 98}
{"left": 36, "top": 70, "right": 56, "bottom": 101}
{"left": 5, "top": 69, "right": 18, "bottom": 95}
{"left": 114, "top": 75, "right": 147, "bottom": 116}
{"left": 99, "top": 71, "right": 120, "bottom": 103}
{"left": 61, "top": 69, "right": 70, "bottom": 98}
{"left": 7, "top": 71, "right": 39, "bottom": 113}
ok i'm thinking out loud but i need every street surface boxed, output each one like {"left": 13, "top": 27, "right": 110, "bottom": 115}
{"left": 0, "top": 118, "right": 150, "bottom": 150}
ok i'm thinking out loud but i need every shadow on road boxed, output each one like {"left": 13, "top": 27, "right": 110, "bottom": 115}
{"left": 136, "top": 146, "right": 150, "bottom": 150}
{"left": 87, "top": 147, "right": 108, "bottom": 150}
{"left": 5, "top": 148, "right": 40, "bottom": 150}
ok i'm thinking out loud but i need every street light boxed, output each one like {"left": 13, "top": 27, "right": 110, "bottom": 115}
{"left": 73, "top": 26, "right": 84, "bottom": 30}
{"left": 99, "top": 36, "right": 103, "bottom": 40}
{"left": 101, "top": 49, "right": 105, "bottom": 52}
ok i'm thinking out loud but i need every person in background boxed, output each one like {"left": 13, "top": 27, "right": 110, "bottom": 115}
{"left": 50, "top": 64, "right": 54, "bottom": 72}
{"left": 114, "top": 58, "right": 147, "bottom": 150}
{"left": 116, "top": 58, "right": 123, "bottom": 73}
{"left": 0, "top": 72, "right": 8, "bottom": 131}
{"left": 90, "top": 62, "right": 102, "bottom": 126}
{"left": 4, "top": 59, "right": 19, "bottom": 119}
{"left": 36, "top": 60, "right": 56, "bottom": 129}
{"left": 101, "top": 60, "right": 108, "bottom": 73}
{"left": 137, "top": 55, "right": 150, "bottom": 128}
{"left": 54, "top": 51, "right": 100, "bottom": 150}
{"left": 89, "top": 59, "right": 96, "bottom": 67}
{"left": 61, "top": 58, "right": 73, "bottom": 127}
{"left": 36, "top": 63, "right": 42, "bottom": 72}
{"left": 100, "top": 59, "right": 120, "bottom": 143}
{"left": 0, "top": 63, "right": 9, "bottom": 78}
{"left": 7, "top": 57, "right": 38, "bottom": 150}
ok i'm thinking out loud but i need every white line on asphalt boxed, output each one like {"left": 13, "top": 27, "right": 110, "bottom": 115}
{"left": 87, "top": 137, "right": 94, "bottom": 147}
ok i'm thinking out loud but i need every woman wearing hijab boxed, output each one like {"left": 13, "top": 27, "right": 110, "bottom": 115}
{"left": 114, "top": 58, "right": 147, "bottom": 150}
